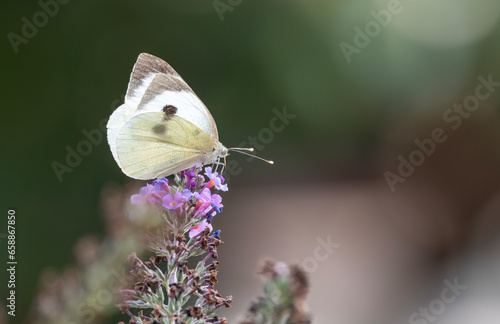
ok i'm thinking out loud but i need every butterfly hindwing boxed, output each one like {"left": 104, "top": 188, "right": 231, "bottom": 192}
{"left": 115, "top": 112, "right": 214, "bottom": 179}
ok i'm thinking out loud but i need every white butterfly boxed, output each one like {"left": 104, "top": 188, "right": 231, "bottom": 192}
{"left": 107, "top": 53, "right": 271, "bottom": 180}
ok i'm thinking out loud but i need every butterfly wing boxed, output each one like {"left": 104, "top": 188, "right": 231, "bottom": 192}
{"left": 115, "top": 112, "right": 214, "bottom": 180}
{"left": 107, "top": 53, "right": 219, "bottom": 170}
{"left": 125, "top": 53, "right": 218, "bottom": 140}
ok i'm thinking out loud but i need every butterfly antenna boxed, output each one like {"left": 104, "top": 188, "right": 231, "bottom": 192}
{"left": 228, "top": 148, "right": 274, "bottom": 164}
{"left": 229, "top": 147, "right": 255, "bottom": 152}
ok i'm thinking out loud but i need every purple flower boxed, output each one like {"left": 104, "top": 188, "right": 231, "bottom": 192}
{"left": 204, "top": 167, "right": 228, "bottom": 191}
{"left": 131, "top": 184, "right": 162, "bottom": 206}
{"left": 181, "top": 189, "right": 194, "bottom": 201}
{"left": 188, "top": 220, "right": 213, "bottom": 238}
{"left": 211, "top": 195, "right": 223, "bottom": 208}
{"left": 194, "top": 189, "right": 223, "bottom": 208}
{"left": 187, "top": 180, "right": 198, "bottom": 190}
{"left": 152, "top": 178, "right": 170, "bottom": 195}
{"left": 162, "top": 191, "right": 184, "bottom": 210}
{"left": 186, "top": 170, "right": 196, "bottom": 179}
{"left": 194, "top": 188, "right": 212, "bottom": 204}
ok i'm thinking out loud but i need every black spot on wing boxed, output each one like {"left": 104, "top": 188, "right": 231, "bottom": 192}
{"left": 152, "top": 124, "right": 166, "bottom": 134}
{"left": 163, "top": 105, "right": 178, "bottom": 121}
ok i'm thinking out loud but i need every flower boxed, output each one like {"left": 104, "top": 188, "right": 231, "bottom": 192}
{"left": 186, "top": 170, "right": 196, "bottom": 180}
{"left": 204, "top": 167, "right": 228, "bottom": 191}
{"left": 152, "top": 178, "right": 170, "bottom": 194}
{"left": 131, "top": 184, "right": 162, "bottom": 206}
{"left": 188, "top": 220, "right": 213, "bottom": 238}
{"left": 211, "top": 195, "right": 223, "bottom": 208}
{"left": 194, "top": 188, "right": 212, "bottom": 204}
{"left": 162, "top": 191, "right": 184, "bottom": 210}
{"left": 194, "top": 189, "right": 223, "bottom": 209}
{"left": 181, "top": 189, "right": 194, "bottom": 202}
{"left": 187, "top": 180, "right": 197, "bottom": 190}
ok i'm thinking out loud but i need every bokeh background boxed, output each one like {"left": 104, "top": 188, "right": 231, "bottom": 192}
{"left": 2, "top": 0, "right": 500, "bottom": 323}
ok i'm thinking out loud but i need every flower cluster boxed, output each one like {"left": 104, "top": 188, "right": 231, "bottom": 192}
{"left": 130, "top": 166, "right": 226, "bottom": 239}
{"left": 119, "top": 166, "right": 231, "bottom": 324}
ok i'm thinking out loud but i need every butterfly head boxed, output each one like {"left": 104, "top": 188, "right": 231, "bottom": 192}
{"left": 218, "top": 143, "right": 229, "bottom": 158}
{"left": 205, "top": 142, "right": 229, "bottom": 163}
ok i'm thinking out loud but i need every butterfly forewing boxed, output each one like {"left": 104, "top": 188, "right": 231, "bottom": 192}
{"left": 126, "top": 53, "right": 184, "bottom": 105}
{"left": 124, "top": 53, "right": 219, "bottom": 141}
{"left": 116, "top": 112, "right": 214, "bottom": 179}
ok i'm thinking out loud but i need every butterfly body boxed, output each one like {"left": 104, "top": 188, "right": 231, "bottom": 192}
{"left": 107, "top": 53, "right": 227, "bottom": 180}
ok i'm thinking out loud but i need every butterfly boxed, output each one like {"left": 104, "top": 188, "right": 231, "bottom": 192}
{"left": 107, "top": 53, "right": 271, "bottom": 180}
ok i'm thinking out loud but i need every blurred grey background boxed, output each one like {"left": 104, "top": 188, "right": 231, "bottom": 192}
{"left": 2, "top": 0, "right": 500, "bottom": 323}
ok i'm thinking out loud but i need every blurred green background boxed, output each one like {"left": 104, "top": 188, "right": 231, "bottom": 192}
{"left": 2, "top": 0, "right": 500, "bottom": 323}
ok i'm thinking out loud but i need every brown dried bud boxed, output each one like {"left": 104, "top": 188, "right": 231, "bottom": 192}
{"left": 206, "top": 261, "right": 219, "bottom": 271}
{"left": 206, "top": 269, "right": 218, "bottom": 284}
{"left": 210, "top": 249, "right": 219, "bottom": 259}
{"left": 184, "top": 306, "right": 203, "bottom": 319}
{"left": 134, "top": 282, "right": 149, "bottom": 294}
{"left": 200, "top": 236, "right": 209, "bottom": 250}
{"left": 168, "top": 283, "right": 186, "bottom": 299}
{"left": 186, "top": 269, "right": 200, "bottom": 282}
{"left": 211, "top": 238, "right": 223, "bottom": 247}
{"left": 223, "top": 295, "right": 233, "bottom": 308}
{"left": 152, "top": 304, "right": 163, "bottom": 318}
